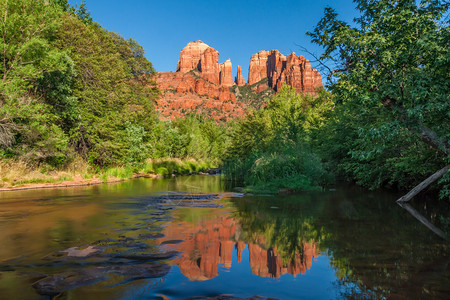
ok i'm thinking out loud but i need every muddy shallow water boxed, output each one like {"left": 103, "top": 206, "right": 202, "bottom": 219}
{"left": 0, "top": 175, "right": 448, "bottom": 299}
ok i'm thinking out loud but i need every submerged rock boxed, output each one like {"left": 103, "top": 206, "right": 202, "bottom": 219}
{"left": 191, "top": 296, "right": 279, "bottom": 300}
{"left": 107, "top": 250, "right": 180, "bottom": 261}
{"left": 161, "top": 239, "right": 184, "bottom": 245}
{"left": 139, "top": 233, "right": 165, "bottom": 239}
{"left": 32, "top": 264, "right": 170, "bottom": 296}
{"left": 60, "top": 246, "right": 102, "bottom": 257}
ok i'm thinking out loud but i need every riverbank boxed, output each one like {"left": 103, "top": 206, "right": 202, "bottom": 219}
{"left": 0, "top": 158, "right": 217, "bottom": 192}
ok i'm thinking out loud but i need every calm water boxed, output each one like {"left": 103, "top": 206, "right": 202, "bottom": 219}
{"left": 0, "top": 176, "right": 448, "bottom": 299}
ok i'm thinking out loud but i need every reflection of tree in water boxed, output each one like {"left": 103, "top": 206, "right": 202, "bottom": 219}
{"left": 230, "top": 190, "right": 450, "bottom": 299}
{"left": 318, "top": 191, "right": 450, "bottom": 299}
{"left": 231, "top": 195, "right": 326, "bottom": 266}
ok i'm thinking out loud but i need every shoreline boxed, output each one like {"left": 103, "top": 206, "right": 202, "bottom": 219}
{"left": 0, "top": 174, "right": 163, "bottom": 193}
{"left": 0, "top": 169, "right": 221, "bottom": 193}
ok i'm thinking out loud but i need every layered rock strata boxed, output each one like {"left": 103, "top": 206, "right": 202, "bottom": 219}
{"left": 154, "top": 41, "right": 323, "bottom": 120}
{"left": 219, "top": 59, "right": 233, "bottom": 86}
{"left": 235, "top": 66, "right": 245, "bottom": 86}
{"left": 248, "top": 50, "right": 322, "bottom": 93}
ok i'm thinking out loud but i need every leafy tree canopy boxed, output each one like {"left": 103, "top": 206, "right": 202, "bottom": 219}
{"left": 308, "top": 0, "right": 449, "bottom": 197}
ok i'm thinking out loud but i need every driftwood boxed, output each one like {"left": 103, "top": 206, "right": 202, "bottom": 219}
{"left": 396, "top": 164, "right": 450, "bottom": 203}
{"left": 397, "top": 202, "right": 448, "bottom": 241}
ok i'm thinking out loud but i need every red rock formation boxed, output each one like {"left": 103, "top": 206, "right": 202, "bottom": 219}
{"left": 248, "top": 50, "right": 323, "bottom": 94}
{"left": 154, "top": 41, "right": 324, "bottom": 121}
{"left": 235, "top": 66, "right": 245, "bottom": 86}
{"left": 267, "top": 50, "right": 286, "bottom": 87}
{"left": 248, "top": 50, "right": 270, "bottom": 85}
{"left": 155, "top": 70, "right": 242, "bottom": 121}
{"left": 219, "top": 59, "right": 234, "bottom": 87}
{"left": 199, "top": 47, "right": 220, "bottom": 84}
{"left": 236, "top": 241, "right": 245, "bottom": 263}
{"left": 176, "top": 40, "right": 210, "bottom": 72}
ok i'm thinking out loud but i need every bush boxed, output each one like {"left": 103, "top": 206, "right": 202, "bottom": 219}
{"left": 224, "top": 85, "right": 333, "bottom": 193}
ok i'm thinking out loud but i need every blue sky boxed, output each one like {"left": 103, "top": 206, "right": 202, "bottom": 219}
{"left": 69, "top": 0, "right": 358, "bottom": 81}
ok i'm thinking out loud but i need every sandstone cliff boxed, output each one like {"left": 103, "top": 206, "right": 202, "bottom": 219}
{"left": 154, "top": 41, "right": 323, "bottom": 120}
{"left": 235, "top": 66, "right": 245, "bottom": 86}
{"left": 248, "top": 50, "right": 322, "bottom": 94}
{"left": 219, "top": 59, "right": 233, "bottom": 87}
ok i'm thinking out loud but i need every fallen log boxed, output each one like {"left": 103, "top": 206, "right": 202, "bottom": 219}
{"left": 396, "top": 164, "right": 450, "bottom": 203}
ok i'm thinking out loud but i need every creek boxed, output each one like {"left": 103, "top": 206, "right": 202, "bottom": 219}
{"left": 0, "top": 175, "right": 448, "bottom": 299}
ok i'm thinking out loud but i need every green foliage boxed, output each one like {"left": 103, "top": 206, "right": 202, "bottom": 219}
{"left": 233, "top": 78, "right": 275, "bottom": 109}
{"left": 148, "top": 114, "right": 231, "bottom": 165}
{"left": 232, "top": 196, "right": 326, "bottom": 264}
{"left": 309, "top": 0, "right": 449, "bottom": 195}
{"left": 54, "top": 13, "right": 159, "bottom": 166}
{"left": 68, "top": 0, "right": 93, "bottom": 25}
{"left": 0, "top": 0, "right": 73, "bottom": 166}
{"left": 124, "top": 122, "right": 148, "bottom": 166}
{"left": 0, "top": 0, "right": 160, "bottom": 169}
{"left": 224, "top": 85, "right": 332, "bottom": 193}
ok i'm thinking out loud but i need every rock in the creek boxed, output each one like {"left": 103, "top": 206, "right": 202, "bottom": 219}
{"left": 160, "top": 239, "right": 184, "bottom": 245}
{"left": 192, "top": 296, "right": 279, "bottom": 300}
{"left": 108, "top": 251, "right": 180, "bottom": 261}
{"left": 32, "top": 264, "right": 170, "bottom": 296}
{"left": 139, "top": 233, "right": 165, "bottom": 239}
{"left": 60, "top": 246, "right": 102, "bottom": 257}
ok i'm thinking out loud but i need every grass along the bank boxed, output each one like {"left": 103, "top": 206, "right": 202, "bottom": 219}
{"left": 0, "top": 158, "right": 216, "bottom": 189}
{"left": 0, "top": 158, "right": 90, "bottom": 188}
{"left": 100, "top": 158, "right": 215, "bottom": 181}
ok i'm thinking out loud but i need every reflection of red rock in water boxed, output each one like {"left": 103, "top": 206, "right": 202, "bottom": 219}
{"left": 236, "top": 241, "right": 245, "bottom": 263}
{"left": 159, "top": 214, "right": 319, "bottom": 280}
{"left": 159, "top": 216, "right": 236, "bottom": 280}
{"left": 248, "top": 243, "right": 318, "bottom": 278}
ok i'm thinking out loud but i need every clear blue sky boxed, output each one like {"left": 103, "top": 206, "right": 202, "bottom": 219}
{"left": 69, "top": 0, "right": 358, "bottom": 81}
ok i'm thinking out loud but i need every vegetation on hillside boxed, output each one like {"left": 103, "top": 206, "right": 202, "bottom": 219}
{"left": 232, "top": 78, "right": 275, "bottom": 109}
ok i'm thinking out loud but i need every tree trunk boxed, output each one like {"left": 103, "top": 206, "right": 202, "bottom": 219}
{"left": 396, "top": 164, "right": 450, "bottom": 203}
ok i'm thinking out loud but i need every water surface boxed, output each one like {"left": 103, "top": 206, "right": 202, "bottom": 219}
{"left": 0, "top": 176, "right": 448, "bottom": 299}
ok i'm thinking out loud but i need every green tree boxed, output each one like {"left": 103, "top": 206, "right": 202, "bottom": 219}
{"left": 54, "top": 14, "right": 159, "bottom": 166}
{"left": 309, "top": 0, "right": 449, "bottom": 200}
{"left": 224, "top": 85, "right": 332, "bottom": 192}
{"left": 0, "top": 0, "right": 72, "bottom": 165}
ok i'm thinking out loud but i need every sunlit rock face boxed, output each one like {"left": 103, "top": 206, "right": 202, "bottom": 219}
{"left": 176, "top": 40, "right": 211, "bottom": 73}
{"left": 219, "top": 59, "right": 233, "bottom": 87}
{"left": 154, "top": 41, "right": 323, "bottom": 120}
{"left": 199, "top": 47, "right": 220, "bottom": 85}
{"left": 248, "top": 50, "right": 322, "bottom": 93}
{"left": 155, "top": 41, "right": 243, "bottom": 121}
{"left": 235, "top": 66, "right": 246, "bottom": 86}
{"left": 159, "top": 214, "right": 319, "bottom": 280}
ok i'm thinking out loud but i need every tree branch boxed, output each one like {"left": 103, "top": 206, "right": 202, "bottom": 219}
{"left": 382, "top": 96, "right": 450, "bottom": 155}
